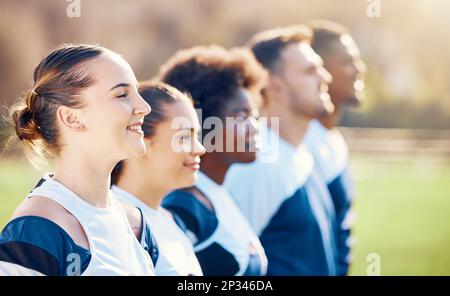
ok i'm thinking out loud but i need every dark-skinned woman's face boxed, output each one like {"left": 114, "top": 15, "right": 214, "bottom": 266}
{"left": 220, "top": 87, "right": 260, "bottom": 164}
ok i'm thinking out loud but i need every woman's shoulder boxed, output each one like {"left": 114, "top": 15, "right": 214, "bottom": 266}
{"left": 118, "top": 201, "right": 143, "bottom": 239}
{"left": 162, "top": 188, "right": 218, "bottom": 244}
{"left": 1, "top": 198, "right": 91, "bottom": 276}
{"left": 164, "top": 187, "right": 214, "bottom": 213}
{"left": 11, "top": 195, "right": 89, "bottom": 250}
{"left": 118, "top": 201, "right": 159, "bottom": 266}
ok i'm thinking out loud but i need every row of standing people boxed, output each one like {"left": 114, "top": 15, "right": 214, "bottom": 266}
{"left": 0, "top": 20, "right": 365, "bottom": 276}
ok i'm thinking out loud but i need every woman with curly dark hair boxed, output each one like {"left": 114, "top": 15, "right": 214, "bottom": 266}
{"left": 159, "top": 45, "right": 268, "bottom": 276}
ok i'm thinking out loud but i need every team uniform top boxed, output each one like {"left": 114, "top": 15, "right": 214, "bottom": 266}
{"left": 0, "top": 174, "right": 157, "bottom": 276}
{"left": 304, "top": 120, "right": 354, "bottom": 275}
{"left": 224, "top": 125, "right": 339, "bottom": 275}
{"left": 162, "top": 172, "right": 267, "bottom": 276}
{"left": 111, "top": 185, "right": 203, "bottom": 276}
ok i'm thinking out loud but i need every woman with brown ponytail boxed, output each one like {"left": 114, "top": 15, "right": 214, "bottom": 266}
{"left": 0, "top": 44, "right": 157, "bottom": 275}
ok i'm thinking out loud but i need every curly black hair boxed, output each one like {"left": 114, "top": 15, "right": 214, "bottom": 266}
{"left": 157, "top": 45, "right": 267, "bottom": 120}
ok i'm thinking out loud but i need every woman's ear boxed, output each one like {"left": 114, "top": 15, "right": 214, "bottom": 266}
{"left": 56, "top": 106, "right": 86, "bottom": 132}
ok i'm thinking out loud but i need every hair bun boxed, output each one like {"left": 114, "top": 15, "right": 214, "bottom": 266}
{"left": 12, "top": 105, "right": 41, "bottom": 142}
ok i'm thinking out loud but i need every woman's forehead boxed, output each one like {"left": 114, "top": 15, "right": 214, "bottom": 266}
{"left": 168, "top": 100, "right": 198, "bottom": 120}
{"left": 85, "top": 52, "right": 137, "bottom": 89}
{"left": 166, "top": 100, "right": 200, "bottom": 130}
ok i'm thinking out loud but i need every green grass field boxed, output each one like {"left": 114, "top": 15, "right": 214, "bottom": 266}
{"left": 0, "top": 156, "right": 449, "bottom": 275}
{"left": 348, "top": 156, "right": 450, "bottom": 275}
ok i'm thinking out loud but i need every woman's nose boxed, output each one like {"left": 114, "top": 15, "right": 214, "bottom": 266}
{"left": 134, "top": 94, "right": 151, "bottom": 116}
{"left": 193, "top": 139, "right": 206, "bottom": 156}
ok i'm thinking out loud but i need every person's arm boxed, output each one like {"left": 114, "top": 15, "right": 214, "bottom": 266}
{"left": 120, "top": 201, "right": 144, "bottom": 240}
{"left": 327, "top": 171, "right": 354, "bottom": 276}
{"left": 0, "top": 216, "right": 91, "bottom": 276}
{"left": 162, "top": 189, "right": 218, "bottom": 246}
{"left": 120, "top": 202, "right": 159, "bottom": 266}
{"left": 224, "top": 162, "right": 286, "bottom": 236}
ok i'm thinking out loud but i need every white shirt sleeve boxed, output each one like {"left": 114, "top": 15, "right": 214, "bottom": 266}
{"left": 224, "top": 161, "right": 291, "bottom": 236}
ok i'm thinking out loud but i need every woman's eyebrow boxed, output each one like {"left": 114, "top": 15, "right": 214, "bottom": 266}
{"left": 109, "top": 83, "right": 130, "bottom": 91}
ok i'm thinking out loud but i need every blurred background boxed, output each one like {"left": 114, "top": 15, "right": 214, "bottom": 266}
{"left": 0, "top": 0, "right": 449, "bottom": 275}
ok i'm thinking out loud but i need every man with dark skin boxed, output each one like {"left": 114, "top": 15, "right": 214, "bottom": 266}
{"left": 304, "top": 20, "right": 366, "bottom": 275}
{"left": 311, "top": 21, "right": 366, "bottom": 128}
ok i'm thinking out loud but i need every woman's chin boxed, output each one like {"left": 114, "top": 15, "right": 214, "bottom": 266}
{"left": 177, "top": 172, "right": 197, "bottom": 189}
{"left": 125, "top": 141, "right": 147, "bottom": 158}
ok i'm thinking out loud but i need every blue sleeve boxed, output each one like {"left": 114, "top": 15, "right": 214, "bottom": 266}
{"left": 0, "top": 216, "right": 91, "bottom": 276}
{"left": 162, "top": 190, "right": 218, "bottom": 245}
{"left": 328, "top": 174, "right": 352, "bottom": 275}
{"left": 137, "top": 208, "right": 159, "bottom": 266}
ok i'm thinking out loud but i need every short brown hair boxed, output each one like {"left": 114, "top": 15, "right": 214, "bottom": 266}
{"left": 247, "top": 25, "right": 312, "bottom": 72}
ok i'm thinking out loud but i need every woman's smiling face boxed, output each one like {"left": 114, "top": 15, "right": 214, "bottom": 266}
{"left": 75, "top": 51, "right": 151, "bottom": 161}
{"left": 144, "top": 99, "right": 205, "bottom": 189}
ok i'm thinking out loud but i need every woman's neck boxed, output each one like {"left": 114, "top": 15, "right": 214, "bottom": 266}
{"left": 116, "top": 161, "right": 168, "bottom": 210}
{"left": 53, "top": 151, "right": 113, "bottom": 208}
